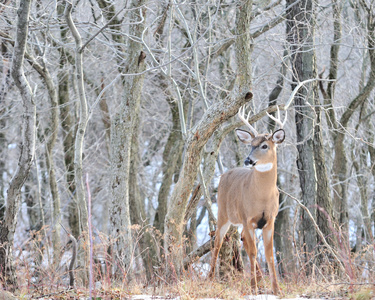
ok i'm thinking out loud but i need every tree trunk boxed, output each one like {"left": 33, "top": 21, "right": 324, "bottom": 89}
{"left": 330, "top": 6, "right": 375, "bottom": 239}
{"left": 0, "top": 0, "right": 34, "bottom": 290}
{"left": 163, "top": 0, "right": 255, "bottom": 277}
{"left": 286, "top": 0, "right": 317, "bottom": 264}
{"left": 366, "top": 110, "right": 375, "bottom": 238}
{"left": 129, "top": 118, "right": 159, "bottom": 280}
{"left": 219, "top": 226, "right": 243, "bottom": 278}
{"left": 313, "top": 101, "right": 334, "bottom": 245}
{"left": 0, "top": 35, "right": 11, "bottom": 221}
{"left": 65, "top": 2, "right": 89, "bottom": 236}
{"left": 164, "top": 89, "right": 254, "bottom": 276}
{"left": 318, "top": 0, "right": 344, "bottom": 231}
{"left": 109, "top": 0, "right": 147, "bottom": 278}
{"left": 57, "top": 2, "right": 79, "bottom": 239}
{"left": 154, "top": 93, "right": 185, "bottom": 235}
{"left": 23, "top": 32, "right": 62, "bottom": 267}
{"left": 267, "top": 49, "right": 293, "bottom": 277}
{"left": 353, "top": 152, "right": 372, "bottom": 243}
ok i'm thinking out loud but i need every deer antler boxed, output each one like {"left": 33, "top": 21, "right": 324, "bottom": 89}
{"left": 238, "top": 106, "right": 258, "bottom": 137}
{"left": 266, "top": 106, "right": 287, "bottom": 129}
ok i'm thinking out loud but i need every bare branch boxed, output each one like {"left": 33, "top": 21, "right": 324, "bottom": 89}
{"left": 80, "top": 5, "right": 127, "bottom": 52}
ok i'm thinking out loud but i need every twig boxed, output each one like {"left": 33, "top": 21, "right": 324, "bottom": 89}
{"left": 80, "top": 5, "right": 127, "bottom": 53}
{"left": 279, "top": 188, "right": 348, "bottom": 276}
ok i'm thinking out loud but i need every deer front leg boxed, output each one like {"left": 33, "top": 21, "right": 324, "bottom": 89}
{"left": 242, "top": 226, "right": 258, "bottom": 295}
{"left": 209, "top": 221, "right": 230, "bottom": 278}
{"left": 262, "top": 221, "right": 281, "bottom": 295}
{"left": 242, "top": 232, "right": 262, "bottom": 285}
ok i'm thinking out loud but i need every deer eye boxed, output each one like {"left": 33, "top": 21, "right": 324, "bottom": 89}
{"left": 261, "top": 144, "right": 268, "bottom": 150}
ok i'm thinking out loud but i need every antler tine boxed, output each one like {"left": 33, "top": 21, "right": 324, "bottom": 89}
{"left": 266, "top": 105, "right": 287, "bottom": 129}
{"left": 238, "top": 106, "right": 258, "bottom": 137}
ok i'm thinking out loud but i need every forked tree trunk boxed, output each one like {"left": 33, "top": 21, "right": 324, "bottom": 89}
{"left": 163, "top": 89, "right": 254, "bottom": 276}
{"left": 0, "top": 0, "right": 35, "bottom": 290}
{"left": 164, "top": 0, "right": 254, "bottom": 275}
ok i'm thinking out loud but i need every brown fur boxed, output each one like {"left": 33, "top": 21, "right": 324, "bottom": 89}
{"left": 208, "top": 130, "right": 283, "bottom": 295}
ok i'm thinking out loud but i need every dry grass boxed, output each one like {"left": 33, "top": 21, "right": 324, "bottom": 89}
{"left": 8, "top": 228, "right": 375, "bottom": 299}
{"left": 13, "top": 264, "right": 375, "bottom": 299}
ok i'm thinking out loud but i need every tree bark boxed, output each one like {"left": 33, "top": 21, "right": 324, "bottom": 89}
{"left": 109, "top": 0, "right": 147, "bottom": 278}
{"left": 154, "top": 91, "right": 185, "bottom": 235}
{"left": 0, "top": 0, "right": 34, "bottom": 290}
{"left": 129, "top": 118, "right": 159, "bottom": 280}
{"left": 0, "top": 33, "right": 11, "bottom": 221}
{"left": 313, "top": 101, "right": 334, "bottom": 245}
{"left": 286, "top": 0, "right": 318, "bottom": 265}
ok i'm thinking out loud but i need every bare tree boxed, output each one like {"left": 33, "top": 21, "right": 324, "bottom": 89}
{"left": 65, "top": 1, "right": 90, "bottom": 237}
{"left": 319, "top": 0, "right": 375, "bottom": 240}
{"left": 109, "top": 0, "right": 147, "bottom": 278}
{"left": 57, "top": 2, "right": 79, "bottom": 239}
{"left": 286, "top": 0, "right": 323, "bottom": 266}
{"left": 164, "top": 0, "right": 255, "bottom": 271}
{"left": 0, "top": 0, "right": 34, "bottom": 290}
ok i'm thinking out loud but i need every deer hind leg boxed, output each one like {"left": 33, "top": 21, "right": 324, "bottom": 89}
{"left": 242, "top": 226, "right": 258, "bottom": 295}
{"left": 209, "top": 220, "right": 230, "bottom": 278}
{"left": 262, "top": 221, "right": 281, "bottom": 295}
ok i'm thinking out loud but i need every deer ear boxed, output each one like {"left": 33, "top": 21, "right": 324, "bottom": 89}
{"left": 236, "top": 129, "right": 253, "bottom": 144}
{"left": 272, "top": 129, "right": 285, "bottom": 144}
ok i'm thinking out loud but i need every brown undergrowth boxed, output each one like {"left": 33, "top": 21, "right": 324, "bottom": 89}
{"left": 8, "top": 227, "right": 375, "bottom": 299}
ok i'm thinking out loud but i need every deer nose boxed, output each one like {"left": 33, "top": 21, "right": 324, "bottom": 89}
{"left": 244, "top": 157, "right": 256, "bottom": 166}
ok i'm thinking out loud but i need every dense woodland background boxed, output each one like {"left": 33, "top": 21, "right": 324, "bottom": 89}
{"left": 0, "top": 0, "right": 374, "bottom": 297}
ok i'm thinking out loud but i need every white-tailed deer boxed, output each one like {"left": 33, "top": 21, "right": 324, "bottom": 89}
{"left": 209, "top": 106, "right": 286, "bottom": 295}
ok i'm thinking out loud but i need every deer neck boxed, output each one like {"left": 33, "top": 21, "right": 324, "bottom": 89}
{"left": 252, "top": 159, "right": 277, "bottom": 186}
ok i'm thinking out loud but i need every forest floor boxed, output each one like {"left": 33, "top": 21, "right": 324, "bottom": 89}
{"left": 18, "top": 278, "right": 374, "bottom": 300}
{"left": 13, "top": 263, "right": 375, "bottom": 299}
{"left": 129, "top": 295, "right": 323, "bottom": 300}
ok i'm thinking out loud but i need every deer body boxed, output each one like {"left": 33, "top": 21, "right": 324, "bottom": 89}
{"left": 209, "top": 108, "right": 285, "bottom": 295}
{"left": 217, "top": 166, "right": 279, "bottom": 229}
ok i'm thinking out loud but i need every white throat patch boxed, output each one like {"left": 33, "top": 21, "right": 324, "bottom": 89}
{"left": 254, "top": 162, "right": 273, "bottom": 172}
